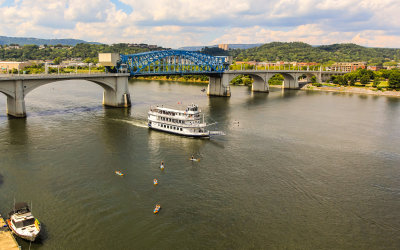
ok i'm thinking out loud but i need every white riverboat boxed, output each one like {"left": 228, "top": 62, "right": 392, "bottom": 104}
{"left": 148, "top": 104, "right": 211, "bottom": 137}
{"left": 7, "top": 202, "right": 41, "bottom": 242}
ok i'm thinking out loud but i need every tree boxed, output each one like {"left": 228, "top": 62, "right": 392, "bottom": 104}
{"left": 372, "top": 78, "right": 380, "bottom": 87}
{"left": 388, "top": 70, "right": 400, "bottom": 88}
{"left": 336, "top": 75, "right": 347, "bottom": 85}
{"left": 310, "top": 75, "right": 317, "bottom": 83}
{"left": 53, "top": 57, "right": 61, "bottom": 65}
{"left": 360, "top": 74, "right": 370, "bottom": 86}
{"left": 379, "top": 69, "right": 391, "bottom": 79}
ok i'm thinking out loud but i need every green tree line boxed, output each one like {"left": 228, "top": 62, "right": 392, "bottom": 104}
{"left": 0, "top": 43, "right": 150, "bottom": 62}
{"left": 329, "top": 68, "right": 400, "bottom": 89}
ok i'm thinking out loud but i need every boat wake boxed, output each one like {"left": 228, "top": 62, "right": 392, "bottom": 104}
{"left": 209, "top": 131, "right": 226, "bottom": 136}
{"left": 112, "top": 119, "right": 148, "bottom": 128}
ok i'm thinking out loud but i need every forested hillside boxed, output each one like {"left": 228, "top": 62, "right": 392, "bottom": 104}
{"left": 230, "top": 42, "right": 400, "bottom": 65}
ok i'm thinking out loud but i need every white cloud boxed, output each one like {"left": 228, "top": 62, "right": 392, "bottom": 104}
{"left": 0, "top": 0, "right": 399, "bottom": 48}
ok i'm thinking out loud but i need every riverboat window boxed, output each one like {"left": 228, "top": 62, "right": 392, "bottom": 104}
{"left": 180, "top": 128, "right": 183, "bottom": 131}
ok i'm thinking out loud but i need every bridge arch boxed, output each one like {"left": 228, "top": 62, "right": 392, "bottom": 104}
{"left": 23, "top": 78, "right": 116, "bottom": 96}
{"left": 0, "top": 74, "right": 131, "bottom": 118}
{"left": 226, "top": 73, "right": 269, "bottom": 92}
{"left": 0, "top": 86, "right": 14, "bottom": 98}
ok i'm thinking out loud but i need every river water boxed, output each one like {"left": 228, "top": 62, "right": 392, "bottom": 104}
{"left": 0, "top": 80, "right": 400, "bottom": 249}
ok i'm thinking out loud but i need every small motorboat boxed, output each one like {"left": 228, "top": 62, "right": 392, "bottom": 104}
{"left": 160, "top": 162, "right": 165, "bottom": 170}
{"left": 115, "top": 171, "right": 124, "bottom": 176}
{"left": 7, "top": 202, "right": 41, "bottom": 242}
{"left": 153, "top": 179, "right": 158, "bottom": 186}
{"left": 190, "top": 155, "right": 200, "bottom": 161}
{"left": 154, "top": 204, "right": 161, "bottom": 214}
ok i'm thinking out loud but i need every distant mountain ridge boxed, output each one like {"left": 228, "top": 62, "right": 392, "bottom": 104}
{"left": 0, "top": 36, "right": 100, "bottom": 46}
{"left": 179, "top": 44, "right": 263, "bottom": 51}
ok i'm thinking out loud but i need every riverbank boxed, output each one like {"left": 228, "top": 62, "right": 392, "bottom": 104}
{"left": 300, "top": 84, "right": 400, "bottom": 97}
{"left": 270, "top": 84, "right": 400, "bottom": 97}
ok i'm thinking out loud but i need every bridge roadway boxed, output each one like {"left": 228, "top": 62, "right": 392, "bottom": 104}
{"left": 0, "top": 69, "right": 346, "bottom": 118}
{"left": 207, "top": 69, "right": 346, "bottom": 96}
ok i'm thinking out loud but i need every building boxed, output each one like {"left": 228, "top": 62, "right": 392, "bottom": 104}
{"left": 218, "top": 44, "right": 229, "bottom": 51}
{"left": 296, "top": 62, "right": 319, "bottom": 67}
{"left": 331, "top": 62, "right": 366, "bottom": 72}
{"left": 367, "top": 65, "right": 384, "bottom": 71}
{"left": 0, "top": 61, "right": 32, "bottom": 71}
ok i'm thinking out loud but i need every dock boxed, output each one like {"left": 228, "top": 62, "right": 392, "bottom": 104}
{"left": 0, "top": 214, "right": 20, "bottom": 250}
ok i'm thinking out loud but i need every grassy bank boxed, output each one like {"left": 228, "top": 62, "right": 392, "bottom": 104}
{"left": 135, "top": 75, "right": 208, "bottom": 83}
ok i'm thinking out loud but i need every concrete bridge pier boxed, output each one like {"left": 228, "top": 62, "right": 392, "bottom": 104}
{"left": 6, "top": 80, "right": 26, "bottom": 118}
{"left": 207, "top": 75, "right": 231, "bottom": 97}
{"left": 102, "top": 76, "right": 131, "bottom": 107}
{"left": 283, "top": 74, "right": 299, "bottom": 89}
{"left": 251, "top": 74, "right": 270, "bottom": 92}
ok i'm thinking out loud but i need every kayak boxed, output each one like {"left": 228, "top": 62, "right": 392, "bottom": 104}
{"left": 153, "top": 179, "right": 158, "bottom": 185}
{"left": 154, "top": 204, "right": 161, "bottom": 214}
{"left": 115, "top": 171, "right": 124, "bottom": 176}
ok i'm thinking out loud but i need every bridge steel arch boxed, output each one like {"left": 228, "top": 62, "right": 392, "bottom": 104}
{"left": 0, "top": 74, "right": 131, "bottom": 118}
{"left": 120, "top": 50, "right": 227, "bottom": 76}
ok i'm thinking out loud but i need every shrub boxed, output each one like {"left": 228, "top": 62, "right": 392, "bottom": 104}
{"left": 312, "top": 82, "right": 322, "bottom": 87}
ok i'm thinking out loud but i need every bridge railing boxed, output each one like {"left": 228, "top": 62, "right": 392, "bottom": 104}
{"left": 229, "top": 64, "right": 350, "bottom": 73}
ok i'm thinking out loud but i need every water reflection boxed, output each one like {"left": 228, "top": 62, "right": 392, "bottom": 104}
{"left": 147, "top": 129, "right": 207, "bottom": 156}
{"left": 207, "top": 96, "right": 231, "bottom": 132}
{"left": 7, "top": 118, "right": 28, "bottom": 145}
{"left": 246, "top": 92, "right": 269, "bottom": 106}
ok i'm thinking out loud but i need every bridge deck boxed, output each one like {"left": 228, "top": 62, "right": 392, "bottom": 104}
{"left": 0, "top": 73, "right": 130, "bottom": 81}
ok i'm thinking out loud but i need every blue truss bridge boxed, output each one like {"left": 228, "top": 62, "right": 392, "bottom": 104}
{"left": 116, "top": 50, "right": 230, "bottom": 76}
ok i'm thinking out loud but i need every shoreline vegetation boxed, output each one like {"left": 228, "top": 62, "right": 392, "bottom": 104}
{"left": 135, "top": 75, "right": 208, "bottom": 83}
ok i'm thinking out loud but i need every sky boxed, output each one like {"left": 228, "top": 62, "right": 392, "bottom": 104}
{"left": 0, "top": 0, "right": 399, "bottom": 48}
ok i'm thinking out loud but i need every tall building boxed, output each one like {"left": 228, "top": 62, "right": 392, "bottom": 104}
{"left": 218, "top": 44, "right": 229, "bottom": 51}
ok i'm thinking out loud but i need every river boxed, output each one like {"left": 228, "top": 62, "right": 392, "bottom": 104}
{"left": 0, "top": 80, "right": 399, "bottom": 249}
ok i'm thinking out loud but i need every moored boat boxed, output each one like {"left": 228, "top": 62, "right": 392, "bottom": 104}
{"left": 7, "top": 202, "right": 41, "bottom": 242}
